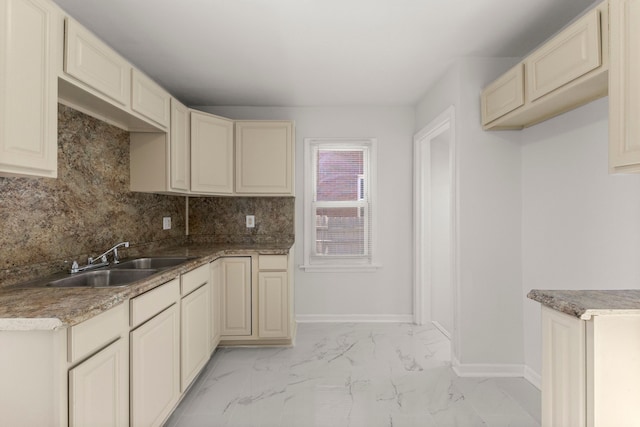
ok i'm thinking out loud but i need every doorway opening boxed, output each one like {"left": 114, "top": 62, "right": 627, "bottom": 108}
{"left": 413, "top": 106, "right": 458, "bottom": 355}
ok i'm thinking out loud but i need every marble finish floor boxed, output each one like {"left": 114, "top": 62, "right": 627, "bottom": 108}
{"left": 166, "top": 323, "right": 540, "bottom": 427}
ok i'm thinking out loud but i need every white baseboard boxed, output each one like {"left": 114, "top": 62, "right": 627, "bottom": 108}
{"left": 451, "top": 355, "right": 525, "bottom": 378}
{"left": 296, "top": 314, "right": 414, "bottom": 323}
{"left": 431, "top": 320, "right": 451, "bottom": 339}
{"left": 524, "top": 365, "right": 541, "bottom": 390}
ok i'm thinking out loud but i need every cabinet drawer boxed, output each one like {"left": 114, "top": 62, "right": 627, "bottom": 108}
{"left": 64, "top": 17, "right": 130, "bottom": 106}
{"left": 69, "top": 303, "right": 126, "bottom": 364}
{"left": 481, "top": 64, "right": 524, "bottom": 125}
{"left": 258, "top": 255, "right": 288, "bottom": 271}
{"left": 526, "top": 8, "right": 601, "bottom": 102}
{"left": 182, "top": 263, "right": 210, "bottom": 295}
{"left": 131, "top": 68, "right": 170, "bottom": 128}
{"left": 130, "top": 278, "right": 179, "bottom": 328}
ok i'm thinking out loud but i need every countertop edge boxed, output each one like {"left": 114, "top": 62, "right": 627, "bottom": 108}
{"left": 0, "top": 243, "right": 293, "bottom": 330}
{"left": 528, "top": 289, "right": 640, "bottom": 319}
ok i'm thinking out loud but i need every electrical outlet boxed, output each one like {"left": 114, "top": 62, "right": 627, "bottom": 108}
{"left": 163, "top": 217, "right": 171, "bottom": 230}
{"left": 246, "top": 215, "right": 255, "bottom": 228}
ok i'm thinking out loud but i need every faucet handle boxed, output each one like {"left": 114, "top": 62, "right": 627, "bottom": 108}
{"left": 71, "top": 260, "right": 79, "bottom": 274}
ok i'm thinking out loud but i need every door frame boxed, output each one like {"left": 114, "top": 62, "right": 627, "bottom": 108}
{"left": 413, "top": 106, "right": 459, "bottom": 347}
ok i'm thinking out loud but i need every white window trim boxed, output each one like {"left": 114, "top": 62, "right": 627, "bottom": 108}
{"left": 301, "top": 137, "right": 381, "bottom": 273}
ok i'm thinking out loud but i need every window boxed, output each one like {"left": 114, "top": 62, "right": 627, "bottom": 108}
{"left": 302, "top": 138, "right": 379, "bottom": 271}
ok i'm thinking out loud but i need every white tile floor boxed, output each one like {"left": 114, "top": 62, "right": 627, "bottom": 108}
{"left": 166, "top": 323, "right": 540, "bottom": 427}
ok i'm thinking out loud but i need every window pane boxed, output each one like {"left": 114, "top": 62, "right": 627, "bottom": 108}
{"left": 316, "top": 150, "right": 364, "bottom": 201}
{"left": 315, "top": 207, "right": 366, "bottom": 256}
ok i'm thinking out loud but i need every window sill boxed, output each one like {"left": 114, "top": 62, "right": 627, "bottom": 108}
{"left": 299, "top": 264, "right": 382, "bottom": 273}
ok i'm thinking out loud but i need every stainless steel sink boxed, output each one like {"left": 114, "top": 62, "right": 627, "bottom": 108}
{"left": 110, "top": 257, "right": 195, "bottom": 270}
{"left": 46, "top": 269, "right": 157, "bottom": 288}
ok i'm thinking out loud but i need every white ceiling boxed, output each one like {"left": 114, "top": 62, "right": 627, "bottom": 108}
{"left": 52, "top": 0, "right": 596, "bottom": 107}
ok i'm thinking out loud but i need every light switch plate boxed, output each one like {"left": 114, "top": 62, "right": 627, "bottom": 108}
{"left": 163, "top": 217, "right": 171, "bottom": 230}
{"left": 246, "top": 215, "right": 255, "bottom": 228}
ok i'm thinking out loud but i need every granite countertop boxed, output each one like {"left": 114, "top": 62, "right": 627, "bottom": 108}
{"left": 0, "top": 242, "right": 291, "bottom": 331}
{"left": 527, "top": 289, "right": 640, "bottom": 320}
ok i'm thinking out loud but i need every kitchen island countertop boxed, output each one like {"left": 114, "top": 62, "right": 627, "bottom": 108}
{"left": 0, "top": 242, "right": 292, "bottom": 331}
{"left": 527, "top": 289, "right": 640, "bottom": 320}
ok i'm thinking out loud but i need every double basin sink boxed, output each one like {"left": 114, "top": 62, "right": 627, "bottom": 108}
{"left": 46, "top": 257, "right": 196, "bottom": 288}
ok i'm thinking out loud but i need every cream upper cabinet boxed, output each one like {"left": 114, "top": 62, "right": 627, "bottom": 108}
{"left": 64, "top": 17, "right": 131, "bottom": 107}
{"left": 191, "top": 110, "right": 234, "bottom": 194}
{"left": 131, "top": 68, "right": 171, "bottom": 128}
{"left": 170, "top": 98, "right": 190, "bottom": 192}
{"left": 221, "top": 257, "right": 252, "bottom": 337}
{"left": 0, "top": 0, "right": 60, "bottom": 178}
{"left": 480, "top": 64, "right": 524, "bottom": 125}
{"left": 526, "top": 9, "right": 601, "bottom": 101}
{"left": 235, "top": 121, "right": 294, "bottom": 195}
{"left": 609, "top": 0, "right": 640, "bottom": 172}
{"left": 482, "top": 1, "right": 608, "bottom": 130}
{"left": 130, "top": 98, "right": 189, "bottom": 194}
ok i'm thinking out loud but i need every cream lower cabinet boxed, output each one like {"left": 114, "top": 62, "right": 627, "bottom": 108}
{"left": 258, "top": 255, "right": 290, "bottom": 339}
{"left": 541, "top": 306, "right": 640, "bottom": 426}
{"left": 69, "top": 338, "right": 128, "bottom": 427}
{"left": 68, "top": 303, "right": 129, "bottom": 427}
{"left": 130, "top": 278, "right": 181, "bottom": 427}
{"left": 210, "top": 259, "right": 222, "bottom": 351}
{"left": 181, "top": 264, "right": 212, "bottom": 391}
{"left": 0, "top": 0, "right": 61, "bottom": 178}
{"left": 220, "top": 253, "right": 294, "bottom": 345}
{"left": 220, "top": 257, "right": 252, "bottom": 336}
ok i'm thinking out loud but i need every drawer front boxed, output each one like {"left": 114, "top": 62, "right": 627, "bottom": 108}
{"left": 182, "top": 263, "right": 210, "bottom": 295}
{"left": 130, "top": 278, "right": 180, "bottom": 328}
{"left": 526, "top": 9, "right": 601, "bottom": 102}
{"left": 481, "top": 63, "right": 524, "bottom": 125}
{"left": 258, "top": 255, "right": 288, "bottom": 271}
{"left": 64, "top": 17, "right": 130, "bottom": 106}
{"left": 69, "top": 303, "right": 126, "bottom": 364}
{"left": 131, "top": 68, "right": 170, "bottom": 128}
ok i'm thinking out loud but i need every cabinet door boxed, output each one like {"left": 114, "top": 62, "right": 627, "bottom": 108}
{"left": 210, "top": 260, "right": 222, "bottom": 350}
{"left": 131, "top": 68, "right": 171, "bottom": 128}
{"left": 64, "top": 17, "right": 130, "bottom": 107}
{"left": 170, "top": 99, "right": 190, "bottom": 192}
{"left": 480, "top": 64, "right": 525, "bottom": 125}
{"left": 131, "top": 304, "right": 180, "bottom": 427}
{"left": 609, "top": 0, "right": 640, "bottom": 172}
{"left": 221, "top": 257, "right": 252, "bottom": 336}
{"left": 190, "top": 111, "right": 234, "bottom": 194}
{"left": 181, "top": 284, "right": 211, "bottom": 391}
{"left": 0, "top": 0, "right": 59, "bottom": 178}
{"left": 541, "top": 306, "right": 586, "bottom": 427}
{"left": 258, "top": 271, "right": 289, "bottom": 338}
{"left": 69, "top": 338, "right": 128, "bottom": 427}
{"left": 235, "top": 121, "right": 294, "bottom": 194}
{"left": 526, "top": 9, "right": 601, "bottom": 102}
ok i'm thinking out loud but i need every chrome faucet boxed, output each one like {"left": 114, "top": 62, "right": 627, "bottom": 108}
{"left": 70, "top": 241, "right": 130, "bottom": 273}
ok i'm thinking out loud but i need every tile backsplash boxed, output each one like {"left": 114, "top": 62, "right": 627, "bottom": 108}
{"left": 0, "top": 104, "right": 296, "bottom": 289}
{"left": 188, "top": 196, "right": 294, "bottom": 245}
{"left": 0, "top": 104, "right": 185, "bottom": 288}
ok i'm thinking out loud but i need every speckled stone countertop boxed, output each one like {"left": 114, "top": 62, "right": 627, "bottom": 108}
{"left": 0, "top": 243, "right": 292, "bottom": 331}
{"left": 527, "top": 289, "right": 640, "bottom": 320}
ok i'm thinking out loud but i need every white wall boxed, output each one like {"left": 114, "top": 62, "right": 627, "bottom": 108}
{"left": 415, "top": 57, "right": 524, "bottom": 370}
{"left": 195, "top": 106, "right": 416, "bottom": 320}
{"left": 521, "top": 97, "right": 640, "bottom": 378}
